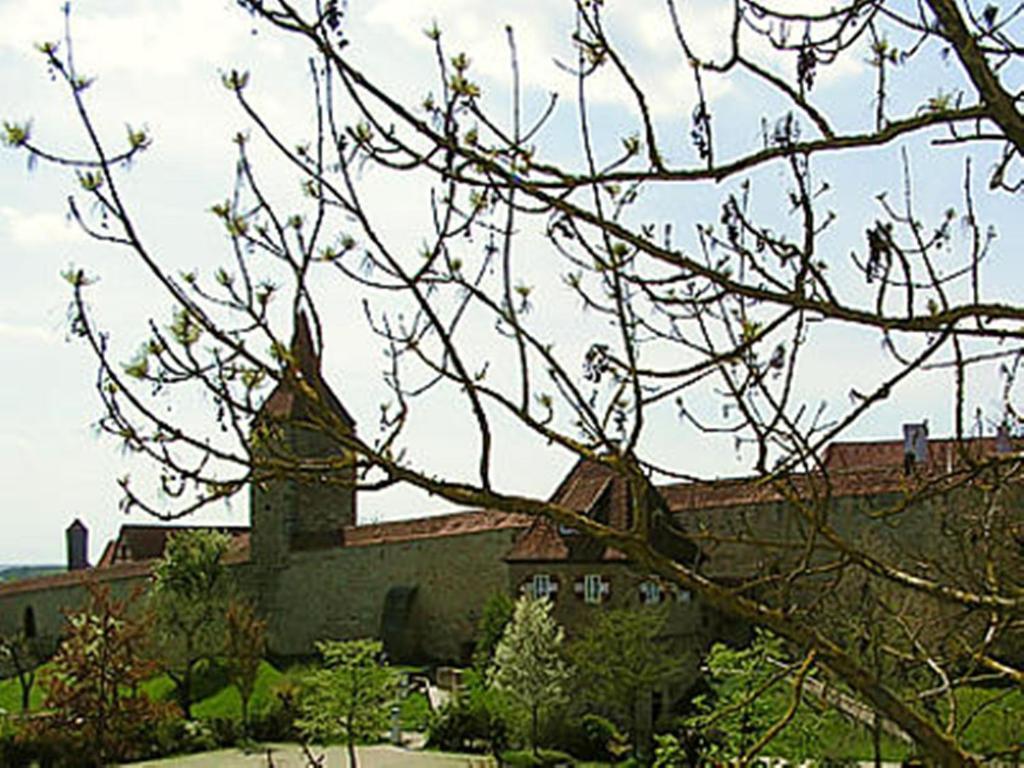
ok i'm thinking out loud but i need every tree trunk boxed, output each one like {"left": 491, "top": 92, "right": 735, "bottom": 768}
{"left": 347, "top": 736, "right": 358, "bottom": 768}
{"left": 532, "top": 704, "right": 539, "bottom": 756}
{"left": 19, "top": 673, "right": 32, "bottom": 712}
{"left": 240, "top": 693, "right": 250, "bottom": 737}
{"left": 179, "top": 666, "right": 193, "bottom": 719}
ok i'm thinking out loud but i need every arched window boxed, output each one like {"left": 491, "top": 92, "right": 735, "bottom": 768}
{"left": 23, "top": 606, "right": 37, "bottom": 639}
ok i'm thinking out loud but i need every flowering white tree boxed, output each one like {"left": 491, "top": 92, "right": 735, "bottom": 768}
{"left": 492, "top": 596, "right": 571, "bottom": 754}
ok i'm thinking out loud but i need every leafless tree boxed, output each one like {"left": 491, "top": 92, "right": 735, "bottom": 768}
{"left": 5, "top": 1, "right": 1024, "bottom": 763}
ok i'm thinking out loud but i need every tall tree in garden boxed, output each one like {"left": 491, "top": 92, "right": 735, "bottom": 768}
{"left": 491, "top": 596, "right": 571, "bottom": 755}
{"left": 570, "top": 606, "right": 689, "bottom": 754}
{"left": 224, "top": 597, "right": 267, "bottom": 733}
{"left": 0, "top": 631, "right": 43, "bottom": 713}
{"left": 149, "top": 529, "right": 233, "bottom": 718}
{"left": 297, "top": 639, "right": 397, "bottom": 768}
{"left": 25, "top": 583, "right": 176, "bottom": 766}
{"left": 684, "top": 629, "right": 822, "bottom": 766}
{"left": 472, "top": 591, "right": 515, "bottom": 672}
{"left": 6, "top": 1, "right": 1024, "bottom": 763}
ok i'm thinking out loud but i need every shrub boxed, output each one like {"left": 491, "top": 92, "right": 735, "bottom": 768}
{"left": 249, "top": 702, "right": 299, "bottom": 742}
{"left": 25, "top": 583, "right": 180, "bottom": 766}
{"left": 400, "top": 690, "right": 431, "bottom": 731}
{"left": 426, "top": 670, "right": 510, "bottom": 754}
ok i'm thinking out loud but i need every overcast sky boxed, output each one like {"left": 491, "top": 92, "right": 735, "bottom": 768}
{"left": 1, "top": 0, "right": 1020, "bottom": 564}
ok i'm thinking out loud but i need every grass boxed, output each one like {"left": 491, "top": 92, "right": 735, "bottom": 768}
{"left": 140, "top": 659, "right": 288, "bottom": 720}
{"left": 0, "top": 665, "right": 48, "bottom": 714}
{"left": 949, "top": 685, "right": 1024, "bottom": 757}
{"left": 688, "top": 682, "right": 1023, "bottom": 763}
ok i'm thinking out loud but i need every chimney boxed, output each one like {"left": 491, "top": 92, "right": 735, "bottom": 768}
{"left": 996, "top": 424, "right": 1013, "bottom": 454}
{"left": 903, "top": 422, "right": 929, "bottom": 473}
{"left": 65, "top": 519, "right": 89, "bottom": 571}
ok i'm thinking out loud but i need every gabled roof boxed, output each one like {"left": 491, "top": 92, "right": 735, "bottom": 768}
{"left": 506, "top": 458, "right": 629, "bottom": 563}
{"left": 97, "top": 524, "right": 250, "bottom": 568}
{"left": 260, "top": 313, "right": 356, "bottom": 427}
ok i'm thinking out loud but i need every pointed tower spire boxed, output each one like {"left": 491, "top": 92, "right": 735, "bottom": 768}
{"left": 251, "top": 311, "right": 359, "bottom": 570}
{"left": 292, "top": 311, "right": 321, "bottom": 377}
{"left": 259, "top": 312, "right": 355, "bottom": 427}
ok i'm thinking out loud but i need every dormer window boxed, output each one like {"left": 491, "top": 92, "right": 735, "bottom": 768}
{"left": 583, "top": 574, "right": 603, "bottom": 604}
{"left": 529, "top": 573, "right": 557, "bottom": 600}
{"left": 672, "top": 585, "right": 692, "bottom": 604}
{"left": 639, "top": 579, "right": 664, "bottom": 606}
{"left": 574, "top": 574, "right": 610, "bottom": 604}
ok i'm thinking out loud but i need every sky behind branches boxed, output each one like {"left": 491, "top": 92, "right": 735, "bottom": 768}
{"left": 1, "top": 0, "right": 1020, "bottom": 563}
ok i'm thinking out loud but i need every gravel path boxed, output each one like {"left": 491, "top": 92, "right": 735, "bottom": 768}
{"left": 126, "top": 743, "right": 496, "bottom": 768}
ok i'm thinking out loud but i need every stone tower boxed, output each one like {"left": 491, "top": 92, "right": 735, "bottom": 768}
{"left": 250, "top": 313, "right": 357, "bottom": 569}
{"left": 65, "top": 518, "right": 89, "bottom": 571}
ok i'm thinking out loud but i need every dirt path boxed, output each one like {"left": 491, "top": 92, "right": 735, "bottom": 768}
{"left": 127, "top": 743, "right": 496, "bottom": 768}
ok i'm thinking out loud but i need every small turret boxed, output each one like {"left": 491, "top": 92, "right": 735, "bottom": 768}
{"left": 65, "top": 518, "right": 89, "bottom": 571}
{"left": 251, "top": 313, "right": 358, "bottom": 568}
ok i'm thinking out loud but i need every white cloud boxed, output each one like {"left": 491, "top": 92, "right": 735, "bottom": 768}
{"left": 0, "top": 206, "right": 84, "bottom": 246}
{"left": 359, "top": 0, "right": 730, "bottom": 116}
{"left": 0, "top": 321, "right": 58, "bottom": 344}
{"left": 356, "top": 0, "right": 868, "bottom": 122}
{"left": 0, "top": 0, "right": 257, "bottom": 77}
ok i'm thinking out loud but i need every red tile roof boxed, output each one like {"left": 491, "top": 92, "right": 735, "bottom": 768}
{"left": 0, "top": 525, "right": 252, "bottom": 597}
{"left": 343, "top": 509, "right": 530, "bottom": 547}
{"left": 0, "top": 560, "right": 154, "bottom": 597}
{"left": 823, "top": 437, "right": 1005, "bottom": 471}
{"left": 664, "top": 435, "right": 1016, "bottom": 513}
{"left": 506, "top": 458, "right": 630, "bottom": 562}
{"left": 661, "top": 466, "right": 909, "bottom": 512}
{"left": 99, "top": 524, "right": 250, "bottom": 567}
{"left": 260, "top": 313, "right": 356, "bottom": 427}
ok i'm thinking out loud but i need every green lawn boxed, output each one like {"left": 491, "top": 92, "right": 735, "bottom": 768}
{"left": 140, "top": 659, "right": 287, "bottom": 720}
{"left": 0, "top": 665, "right": 48, "bottom": 713}
{"left": 685, "top": 683, "right": 1024, "bottom": 763}
{"left": 4, "top": 658, "right": 430, "bottom": 731}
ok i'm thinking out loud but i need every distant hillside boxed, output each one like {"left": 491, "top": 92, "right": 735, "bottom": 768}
{"left": 0, "top": 565, "right": 64, "bottom": 583}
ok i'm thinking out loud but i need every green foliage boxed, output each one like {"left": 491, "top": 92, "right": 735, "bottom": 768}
{"left": 169, "top": 307, "right": 202, "bottom": 347}
{"left": 577, "top": 714, "right": 628, "bottom": 762}
{"left": 683, "top": 630, "right": 915, "bottom": 763}
{"left": 0, "top": 565, "right": 62, "bottom": 583}
{"left": 426, "top": 668, "right": 511, "bottom": 754}
{"left": 684, "top": 629, "right": 796, "bottom": 760}
{"left": 473, "top": 591, "right": 515, "bottom": 671}
{"left": 499, "top": 747, "right": 576, "bottom": 767}
{"left": 150, "top": 529, "right": 233, "bottom": 718}
{"left": 569, "top": 606, "right": 688, "bottom": 746}
{"left": 1, "top": 120, "right": 30, "bottom": 148}
{"left": 399, "top": 689, "right": 431, "bottom": 731}
{"left": 0, "top": 631, "right": 44, "bottom": 713}
{"left": 492, "top": 596, "right": 571, "bottom": 753}
{"left": 297, "top": 639, "right": 397, "bottom": 750}
{"left": 0, "top": 666, "right": 46, "bottom": 713}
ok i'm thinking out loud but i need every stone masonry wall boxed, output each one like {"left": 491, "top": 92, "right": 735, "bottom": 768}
{"left": 260, "top": 527, "right": 523, "bottom": 662}
{"left": 0, "top": 570, "right": 153, "bottom": 656}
